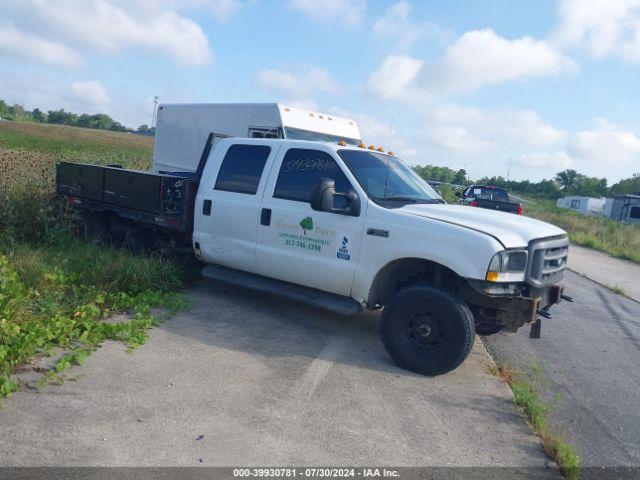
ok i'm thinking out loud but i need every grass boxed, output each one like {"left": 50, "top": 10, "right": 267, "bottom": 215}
{"left": 488, "top": 362, "right": 581, "bottom": 479}
{"left": 0, "top": 121, "right": 188, "bottom": 399}
{"left": 609, "top": 285, "right": 626, "bottom": 296}
{"left": 522, "top": 198, "right": 640, "bottom": 265}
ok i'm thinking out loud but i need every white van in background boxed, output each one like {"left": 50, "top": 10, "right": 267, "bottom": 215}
{"left": 152, "top": 103, "right": 362, "bottom": 175}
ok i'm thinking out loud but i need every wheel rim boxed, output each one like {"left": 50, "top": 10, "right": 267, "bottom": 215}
{"left": 405, "top": 310, "right": 446, "bottom": 351}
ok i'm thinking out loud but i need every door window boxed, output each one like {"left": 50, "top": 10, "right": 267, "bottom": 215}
{"left": 214, "top": 144, "right": 271, "bottom": 195}
{"left": 273, "top": 148, "right": 352, "bottom": 208}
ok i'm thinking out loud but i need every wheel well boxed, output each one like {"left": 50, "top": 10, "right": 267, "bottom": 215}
{"left": 368, "top": 258, "right": 463, "bottom": 308}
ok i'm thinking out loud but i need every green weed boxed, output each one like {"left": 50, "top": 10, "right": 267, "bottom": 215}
{"left": 488, "top": 362, "right": 581, "bottom": 480}
{"left": 0, "top": 121, "right": 189, "bottom": 399}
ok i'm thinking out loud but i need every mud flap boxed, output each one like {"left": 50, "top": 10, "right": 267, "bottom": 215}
{"left": 529, "top": 318, "right": 541, "bottom": 339}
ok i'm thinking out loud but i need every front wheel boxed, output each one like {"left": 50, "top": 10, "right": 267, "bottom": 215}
{"left": 380, "top": 285, "right": 475, "bottom": 376}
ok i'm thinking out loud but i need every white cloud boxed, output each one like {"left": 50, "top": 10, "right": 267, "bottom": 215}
{"left": 255, "top": 66, "right": 342, "bottom": 105}
{"left": 1, "top": 0, "right": 213, "bottom": 66}
{"left": 512, "top": 151, "right": 574, "bottom": 170}
{"left": 329, "top": 107, "right": 417, "bottom": 161}
{"left": 367, "top": 55, "right": 423, "bottom": 100}
{"left": 553, "top": 0, "right": 640, "bottom": 62}
{"left": 367, "top": 29, "right": 577, "bottom": 100}
{"left": 567, "top": 119, "right": 640, "bottom": 175}
{"left": 373, "top": 1, "right": 448, "bottom": 49}
{"left": 419, "top": 104, "right": 566, "bottom": 156}
{"left": 289, "top": 0, "right": 366, "bottom": 27}
{"left": 125, "top": 0, "right": 245, "bottom": 22}
{"left": 67, "top": 81, "right": 110, "bottom": 108}
{"left": 0, "top": 25, "right": 80, "bottom": 67}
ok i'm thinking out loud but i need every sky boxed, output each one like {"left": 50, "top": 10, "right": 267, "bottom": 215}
{"left": 1, "top": 0, "right": 640, "bottom": 183}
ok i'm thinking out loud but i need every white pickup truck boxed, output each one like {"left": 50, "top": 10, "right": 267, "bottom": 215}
{"left": 57, "top": 137, "right": 570, "bottom": 376}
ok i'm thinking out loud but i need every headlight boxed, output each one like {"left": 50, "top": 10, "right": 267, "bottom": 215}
{"left": 486, "top": 250, "right": 528, "bottom": 282}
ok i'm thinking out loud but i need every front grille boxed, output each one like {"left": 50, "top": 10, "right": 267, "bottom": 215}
{"left": 527, "top": 236, "right": 569, "bottom": 287}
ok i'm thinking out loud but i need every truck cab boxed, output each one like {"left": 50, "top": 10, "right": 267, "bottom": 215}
{"left": 193, "top": 138, "right": 569, "bottom": 375}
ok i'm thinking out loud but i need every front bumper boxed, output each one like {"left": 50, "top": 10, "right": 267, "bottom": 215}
{"left": 460, "top": 281, "right": 565, "bottom": 333}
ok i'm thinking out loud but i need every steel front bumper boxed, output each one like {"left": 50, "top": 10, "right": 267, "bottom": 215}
{"left": 461, "top": 281, "right": 565, "bottom": 335}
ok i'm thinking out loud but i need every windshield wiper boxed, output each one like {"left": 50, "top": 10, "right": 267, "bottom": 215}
{"left": 383, "top": 196, "right": 445, "bottom": 204}
{"left": 383, "top": 195, "right": 423, "bottom": 203}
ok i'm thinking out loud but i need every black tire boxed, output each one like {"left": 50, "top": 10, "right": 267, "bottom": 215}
{"left": 108, "top": 221, "right": 129, "bottom": 248}
{"left": 380, "top": 285, "right": 475, "bottom": 376}
{"left": 125, "top": 227, "right": 153, "bottom": 255}
{"left": 79, "top": 212, "right": 107, "bottom": 241}
{"left": 475, "top": 323, "right": 504, "bottom": 336}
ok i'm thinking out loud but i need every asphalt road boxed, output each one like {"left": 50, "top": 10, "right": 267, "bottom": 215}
{"left": 0, "top": 279, "right": 555, "bottom": 473}
{"left": 484, "top": 270, "right": 640, "bottom": 467}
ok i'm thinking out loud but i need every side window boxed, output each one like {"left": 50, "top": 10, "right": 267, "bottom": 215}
{"left": 214, "top": 144, "right": 271, "bottom": 195}
{"left": 630, "top": 206, "right": 640, "bottom": 219}
{"left": 273, "top": 148, "right": 352, "bottom": 208}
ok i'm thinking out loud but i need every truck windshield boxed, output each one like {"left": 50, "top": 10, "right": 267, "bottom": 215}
{"left": 284, "top": 127, "right": 360, "bottom": 145}
{"left": 337, "top": 150, "right": 443, "bottom": 206}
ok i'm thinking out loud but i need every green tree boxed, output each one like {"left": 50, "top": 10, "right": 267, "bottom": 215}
{"left": 300, "top": 217, "right": 314, "bottom": 235}
{"left": 31, "top": 108, "right": 46, "bottom": 122}
{"left": 453, "top": 169, "right": 468, "bottom": 185}
{"left": 555, "top": 170, "right": 579, "bottom": 191}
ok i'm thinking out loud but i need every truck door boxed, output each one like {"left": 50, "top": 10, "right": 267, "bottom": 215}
{"left": 256, "top": 147, "right": 365, "bottom": 296}
{"left": 194, "top": 142, "right": 275, "bottom": 273}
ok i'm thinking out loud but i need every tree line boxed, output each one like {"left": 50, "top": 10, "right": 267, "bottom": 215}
{"left": 414, "top": 164, "right": 640, "bottom": 199}
{"left": 0, "top": 99, "right": 153, "bottom": 134}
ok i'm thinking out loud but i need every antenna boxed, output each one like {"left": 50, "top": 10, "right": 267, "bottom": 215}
{"left": 151, "top": 95, "right": 159, "bottom": 127}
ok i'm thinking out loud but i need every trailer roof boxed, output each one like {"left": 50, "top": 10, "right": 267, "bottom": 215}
{"left": 157, "top": 102, "right": 361, "bottom": 142}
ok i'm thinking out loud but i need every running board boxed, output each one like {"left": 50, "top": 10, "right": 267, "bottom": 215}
{"left": 201, "top": 265, "right": 362, "bottom": 316}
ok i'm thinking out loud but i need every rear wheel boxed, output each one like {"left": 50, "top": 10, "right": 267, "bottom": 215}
{"left": 108, "top": 221, "right": 153, "bottom": 254}
{"left": 380, "top": 285, "right": 475, "bottom": 376}
{"left": 79, "top": 211, "right": 107, "bottom": 241}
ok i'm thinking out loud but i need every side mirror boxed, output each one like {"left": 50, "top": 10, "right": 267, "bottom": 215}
{"left": 310, "top": 178, "right": 335, "bottom": 212}
{"left": 346, "top": 189, "right": 361, "bottom": 216}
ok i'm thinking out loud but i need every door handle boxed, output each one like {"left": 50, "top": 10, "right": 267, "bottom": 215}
{"left": 203, "top": 199, "right": 212, "bottom": 216}
{"left": 260, "top": 208, "right": 271, "bottom": 226}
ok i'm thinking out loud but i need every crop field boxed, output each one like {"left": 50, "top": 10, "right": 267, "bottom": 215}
{"left": 0, "top": 121, "right": 184, "bottom": 400}
{"left": 0, "top": 121, "right": 152, "bottom": 194}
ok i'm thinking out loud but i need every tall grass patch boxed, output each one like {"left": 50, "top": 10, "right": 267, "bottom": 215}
{"left": 524, "top": 199, "right": 640, "bottom": 264}
{"left": 0, "top": 121, "right": 188, "bottom": 399}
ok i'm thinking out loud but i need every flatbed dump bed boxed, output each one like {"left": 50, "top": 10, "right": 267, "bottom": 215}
{"left": 56, "top": 161, "right": 198, "bottom": 233}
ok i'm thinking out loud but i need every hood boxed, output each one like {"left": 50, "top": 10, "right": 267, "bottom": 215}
{"left": 399, "top": 204, "right": 566, "bottom": 249}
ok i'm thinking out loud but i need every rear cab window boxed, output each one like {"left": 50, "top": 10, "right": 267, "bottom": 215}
{"left": 471, "top": 187, "right": 509, "bottom": 202}
{"left": 273, "top": 148, "right": 353, "bottom": 208}
{"left": 214, "top": 144, "right": 271, "bottom": 195}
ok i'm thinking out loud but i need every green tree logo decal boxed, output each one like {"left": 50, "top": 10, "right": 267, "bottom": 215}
{"left": 300, "top": 216, "right": 314, "bottom": 235}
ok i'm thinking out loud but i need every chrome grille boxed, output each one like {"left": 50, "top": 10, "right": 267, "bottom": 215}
{"left": 527, "top": 236, "right": 569, "bottom": 287}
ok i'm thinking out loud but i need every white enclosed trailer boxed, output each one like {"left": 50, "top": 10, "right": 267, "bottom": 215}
{"left": 152, "top": 103, "right": 362, "bottom": 175}
{"left": 556, "top": 196, "right": 605, "bottom": 216}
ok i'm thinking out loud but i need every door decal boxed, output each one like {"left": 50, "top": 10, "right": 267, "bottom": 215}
{"left": 275, "top": 216, "right": 336, "bottom": 254}
{"left": 337, "top": 233, "right": 351, "bottom": 260}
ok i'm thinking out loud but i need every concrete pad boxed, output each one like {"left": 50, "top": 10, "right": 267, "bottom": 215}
{"left": 568, "top": 244, "right": 640, "bottom": 302}
{"left": 0, "top": 280, "right": 554, "bottom": 471}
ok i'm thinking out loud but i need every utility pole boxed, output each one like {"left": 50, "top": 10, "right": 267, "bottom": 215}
{"left": 506, "top": 158, "right": 512, "bottom": 182}
{"left": 151, "top": 95, "right": 159, "bottom": 127}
